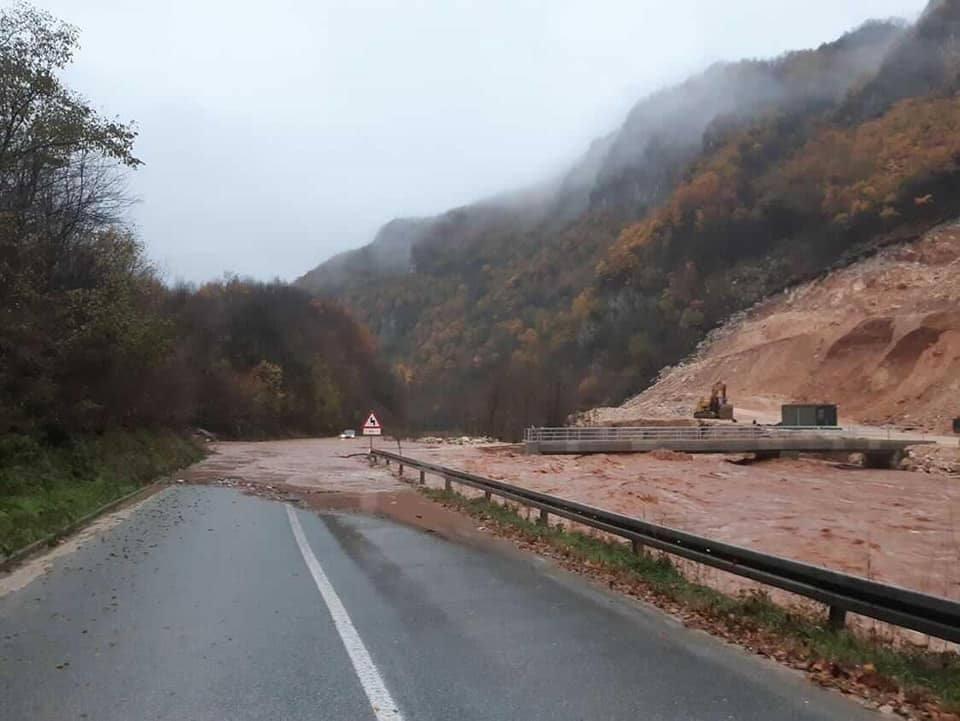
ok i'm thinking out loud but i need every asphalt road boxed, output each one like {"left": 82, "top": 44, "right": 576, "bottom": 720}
{"left": 0, "top": 485, "right": 879, "bottom": 721}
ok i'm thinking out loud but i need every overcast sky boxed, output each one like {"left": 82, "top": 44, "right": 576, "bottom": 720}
{"left": 31, "top": 0, "right": 926, "bottom": 283}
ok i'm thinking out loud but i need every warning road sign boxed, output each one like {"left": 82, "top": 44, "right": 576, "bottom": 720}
{"left": 362, "top": 412, "right": 382, "bottom": 436}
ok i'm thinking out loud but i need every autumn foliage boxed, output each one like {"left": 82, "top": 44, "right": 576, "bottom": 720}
{"left": 305, "top": 2, "right": 960, "bottom": 438}
{"left": 0, "top": 5, "right": 400, "bottom": 441}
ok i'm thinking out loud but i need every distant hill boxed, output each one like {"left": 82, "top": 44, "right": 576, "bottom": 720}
{"left": 298, "top": 1, "right": 960, "bottom": 438}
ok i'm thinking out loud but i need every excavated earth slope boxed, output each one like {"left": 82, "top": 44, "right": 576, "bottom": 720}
{"left": 596, "top": 221, "right": 960, "bottom": 433}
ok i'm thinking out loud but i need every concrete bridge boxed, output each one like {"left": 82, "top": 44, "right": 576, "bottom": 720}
{"left": 523, "top": 426, "right": 931, "bottom": 468}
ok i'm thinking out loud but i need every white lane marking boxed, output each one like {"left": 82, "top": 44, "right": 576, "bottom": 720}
{"left": 286, "top": 505, "right": 404, "bottom": 721}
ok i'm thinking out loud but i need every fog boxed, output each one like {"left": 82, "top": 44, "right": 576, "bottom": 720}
{"left": 34, "top": 0, "right": 926, "bottom": 283}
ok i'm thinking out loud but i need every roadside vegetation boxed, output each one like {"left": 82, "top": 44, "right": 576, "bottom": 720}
{"left": 0, "top": 4, "right": 402, "bottom": 556}
{"left": 0, "top": 430, "right": 202, "bottom": 557}
{"left": 0, "top": 4, "right": 402, "bottom": 445}
{"left": 425, "top": 487, "right": 960, "bottom": 716}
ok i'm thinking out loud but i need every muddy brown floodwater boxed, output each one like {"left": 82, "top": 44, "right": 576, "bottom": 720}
{"left": 184, "top": 438, "right": 397, "bottom": 492}
{"left": 401, "top": 441, "right": 960, "bottom": 604}
{"left": 182, "top": 438, "right": 511, "bottom": 548}
{"left": 184, "top": 437, "right": 960, "bottom": 637}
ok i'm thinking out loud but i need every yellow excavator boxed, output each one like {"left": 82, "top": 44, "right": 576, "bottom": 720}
{"left": 694, "top": 380, "right": 734, "bottom": 420}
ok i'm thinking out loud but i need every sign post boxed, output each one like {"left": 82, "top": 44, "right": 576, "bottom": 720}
{"left": 362, "top": 411, "right": 382, "bottom": 452}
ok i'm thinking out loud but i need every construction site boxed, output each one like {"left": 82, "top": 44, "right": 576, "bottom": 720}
{"left": 593, "top": 221, "right": 960, "bottom": 435}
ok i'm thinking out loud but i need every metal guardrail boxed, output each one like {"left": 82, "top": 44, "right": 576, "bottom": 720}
{"left": 371, "top": 449, "right": 960, "bottom": 643}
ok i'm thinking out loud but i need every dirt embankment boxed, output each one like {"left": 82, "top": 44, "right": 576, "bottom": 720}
{"left": 595, "top": 221, "right": 960, "bottom": 433}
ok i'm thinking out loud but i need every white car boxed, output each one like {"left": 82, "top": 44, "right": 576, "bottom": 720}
{"left": 339, "top": 429, "right": 356, "bottom": 439}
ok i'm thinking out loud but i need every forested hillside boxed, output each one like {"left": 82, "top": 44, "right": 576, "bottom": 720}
{"left": 0, "top": 4, "right": 400, "bottom": 443}
{"left": 299, "top": 0, "right": 960, "bottom": 439}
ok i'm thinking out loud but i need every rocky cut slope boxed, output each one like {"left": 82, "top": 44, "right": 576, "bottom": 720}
{"left": 595, "top": 221, "right": 960, "bottom": 433}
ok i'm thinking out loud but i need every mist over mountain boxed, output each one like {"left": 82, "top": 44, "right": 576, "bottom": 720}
{"left": 299, "top": 18, "right": 901, "bottom": 294}
{"left": 297, "top": 1, "right": 960, "bottom": 437}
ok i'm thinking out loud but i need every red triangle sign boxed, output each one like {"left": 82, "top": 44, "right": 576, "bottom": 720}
{"left": 362, "top": 412, "right": 382, "bottom": 435}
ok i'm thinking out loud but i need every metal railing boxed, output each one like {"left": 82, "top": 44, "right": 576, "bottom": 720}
{"left": 523, "top": 425, "right": 845, "bottom": 442}
{"left": 371, "top": 449, "right": 960, "bottom": 643}
{"left": 526, "top": 425, "right": 954, "bottom": 444}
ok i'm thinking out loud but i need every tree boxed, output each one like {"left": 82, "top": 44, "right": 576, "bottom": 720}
{"left": 0, "top": 4, "right": 151, "bottom": 434}
{"left": 0, "top": 3, "right": 139, "bottom": 239}
{"left": 0, "top": 5, "right": 404, "bottom": 441}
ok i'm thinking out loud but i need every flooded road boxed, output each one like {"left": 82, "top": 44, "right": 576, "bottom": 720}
{"left": 183, "top": 437, "right": 398, "bottom": 493}
{"left": 1, "top": 442, "right": 878, "bottom": 721}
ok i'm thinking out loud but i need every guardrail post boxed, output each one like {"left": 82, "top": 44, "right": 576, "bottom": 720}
{"left": 419, "top": 470, "right": 425, "bottom": 485}
{"left": 631, "top": 539, "right": 643, "bottom": 555}
{"left": 398, "top": 463, "right": 404, "bottom": 477}
{"left": 484, "top": 490, "right": 491, "bottom": 501}
{"left": 827, "top": 605, "right": 847, "bottom": 631}
{"left": 444, "top": 475, "right": 452, "bottom": 492}
{"left": 538, "top": 509, "right": 548, "bottom": 525}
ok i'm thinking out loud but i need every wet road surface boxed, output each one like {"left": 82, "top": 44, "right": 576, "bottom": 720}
{"left": 1, "top": 485, "right": 879, "bottom": 720}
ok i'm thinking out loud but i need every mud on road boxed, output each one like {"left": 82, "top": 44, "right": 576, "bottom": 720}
{"left": 182, "top": 438, "right": 509, "bottom": 550}
{"left": 185, "top": 438, "right": 960, "bottom": 612}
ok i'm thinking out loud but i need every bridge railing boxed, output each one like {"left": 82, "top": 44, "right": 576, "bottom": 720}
{"left": 523, "top": 425, "right": 845, "bottom": 443}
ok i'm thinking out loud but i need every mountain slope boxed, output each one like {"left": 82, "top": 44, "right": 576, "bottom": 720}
{"left": 298, "top": 3, "right": 960, "bottom": 437}
{"left": 296, "top": 217, "right": 431, "bottom": 294}
{"left": 299, "top": 18, "right": 901, "bottom": 295}
{"left": 584, "top": 1, "right": 960, "bottom": 410}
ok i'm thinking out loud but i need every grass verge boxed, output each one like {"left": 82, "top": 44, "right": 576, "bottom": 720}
{"left": 424, "top": 487, "right": 960, "bottom": 718}
{"left": 0, "top": 430, "right": 204, "bottom": 557}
